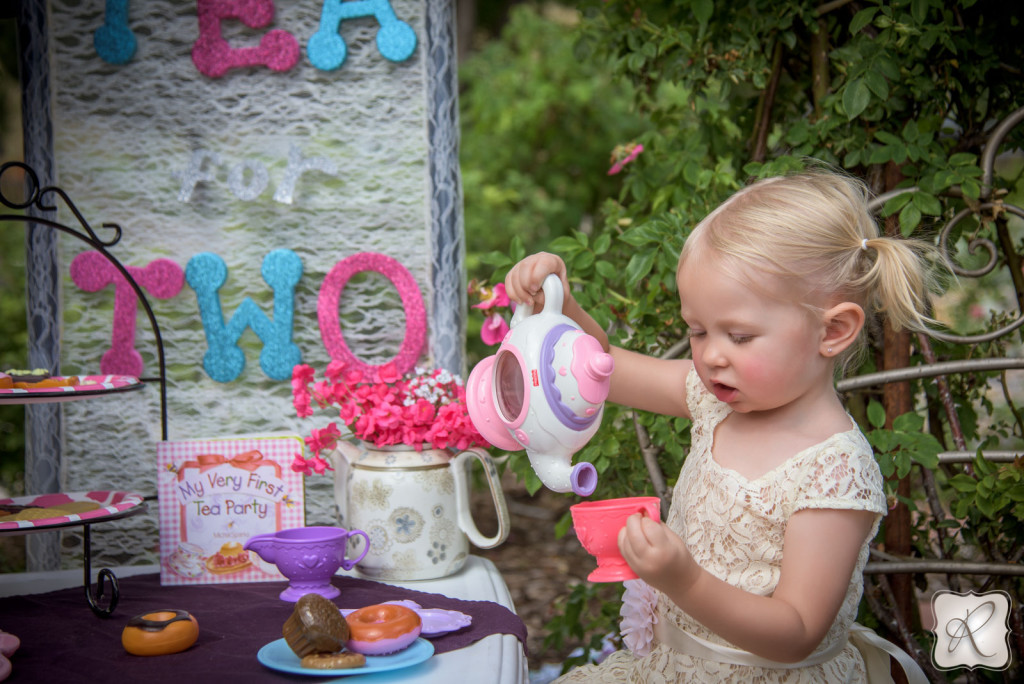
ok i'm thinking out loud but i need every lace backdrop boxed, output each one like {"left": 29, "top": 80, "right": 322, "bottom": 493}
{"left": 32, "top": 0, "right": 464, "bottom": 569}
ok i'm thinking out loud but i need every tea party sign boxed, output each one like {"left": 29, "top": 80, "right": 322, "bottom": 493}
{"left": 23, "top": 0, "right": 466, "bottom": 568}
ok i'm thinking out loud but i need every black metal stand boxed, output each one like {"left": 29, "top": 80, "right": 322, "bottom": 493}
{"left": 1, "top": 160, "right": 167, "bottom": 616}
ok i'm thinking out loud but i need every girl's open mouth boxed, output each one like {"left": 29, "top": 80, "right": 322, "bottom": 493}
{"left": 711, "top": 382, "right": 738, "bottom": 403}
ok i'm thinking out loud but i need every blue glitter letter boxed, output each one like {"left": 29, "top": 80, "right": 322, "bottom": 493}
{"left": 185, "top": 249, "right": 303, "bottom": 382}
{"left": 308, "top": 0, "right": 417, "bottom": 71}
{"left": 94, "top": 0, "right": 137, "bottom": 64}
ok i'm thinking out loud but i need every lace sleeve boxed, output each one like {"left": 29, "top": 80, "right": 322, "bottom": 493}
{"left": 788, "top": 434, "right": 888, "bottom": 517}
{"left": 685, "top": 365, "right": 716, "bottom": 416}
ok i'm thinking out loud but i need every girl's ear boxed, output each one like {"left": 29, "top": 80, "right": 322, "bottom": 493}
{"left": 821, "top": 302, "right": 865, "bottom": 357}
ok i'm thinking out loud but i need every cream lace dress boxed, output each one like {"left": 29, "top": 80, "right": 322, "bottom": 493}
{"left": 556, "top": 368, "right": 887, "bottom": 683}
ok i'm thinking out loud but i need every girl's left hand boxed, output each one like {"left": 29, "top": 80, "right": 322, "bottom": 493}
{"left": 618, "top": 513, "right": 697, "bottom": 595}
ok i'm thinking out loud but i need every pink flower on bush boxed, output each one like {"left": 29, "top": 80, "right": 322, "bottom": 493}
{"left": 309, "top": 455, "right": 332, "bottom": 475}
{"left": 292, "top": 364, "right": 315, "bottom": 387}
{"left": 305, "top": 423, "right": 342, "bottom": 456}
{"left": 291, "top": 453, "right": 314, "bottom": 476}
{"left": 472, "top": 282, "right": 510, "bottom": 310}
{"left": 469, "top": 280, "right": 512, "bottom": 347}
{"left": 608, "top": 143, "right": 644, "bottom": 175}
{"left": 290, "top": 362, "right": 491, "bottom": 470}
{"left": 376, "top": 362, "right": 402, "bottom": 384}
{"left": 292, "top": 392, "right": 313, "bottom": 418}
{"left": 481, "top": 312, "right": 511, "bottom": 345}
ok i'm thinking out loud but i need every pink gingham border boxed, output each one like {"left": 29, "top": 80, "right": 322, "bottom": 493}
{"left": 157, "top": 435, "right": 306, "bottom": 586}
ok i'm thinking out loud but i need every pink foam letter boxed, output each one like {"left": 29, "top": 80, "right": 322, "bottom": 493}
{"left": 317, "top": 252, "right": 426, "bottom": 377}
{"left": 191, "top": 0, "right": 299, "bottom": 78}
{"left": 70, "top": 252, "right": 185, "bottom": 376}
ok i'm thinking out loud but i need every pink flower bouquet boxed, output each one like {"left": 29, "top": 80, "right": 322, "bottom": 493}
{"left": 291, "top": 361, "right": 490, "bottom": 474}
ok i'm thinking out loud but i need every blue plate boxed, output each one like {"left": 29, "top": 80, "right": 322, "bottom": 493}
{"left": 257, "top": 637, "right": 434, "bottom": 676}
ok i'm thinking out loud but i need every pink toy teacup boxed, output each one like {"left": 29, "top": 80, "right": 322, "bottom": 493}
{"left": 244, "top": 526, "right": 369, "bottom": 601}
{"left": 570, "top": 496, "right": 661, "bottom": 582}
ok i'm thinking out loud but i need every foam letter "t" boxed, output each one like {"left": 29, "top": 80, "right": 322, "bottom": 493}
{"left": 94, "top": 0, "right": 137, "bottom": 64}
{"left": 70, "top": 252, "right": 185, "bottom": 377}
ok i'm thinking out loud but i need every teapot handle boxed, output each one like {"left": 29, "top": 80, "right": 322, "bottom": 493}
{"left": 451, "top": 447, "right": 510, "bottom": 549}
{"left": 509, "top": 273, "right": 564, "bottom": 327}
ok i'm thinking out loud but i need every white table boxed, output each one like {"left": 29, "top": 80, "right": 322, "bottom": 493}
{"left": 0, "top": 555, "right": 528, "bottom": 683}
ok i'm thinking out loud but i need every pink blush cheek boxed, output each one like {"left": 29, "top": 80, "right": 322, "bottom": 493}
{"left": 733, "top": 358, "right": 782, "bottom": 393}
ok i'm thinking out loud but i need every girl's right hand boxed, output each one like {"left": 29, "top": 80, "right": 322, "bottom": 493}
{"left": 619, "top": 512, "right": 699, "bottom": 597}
{"left": 504, "top": 252, "right": 571, "bottom": 311}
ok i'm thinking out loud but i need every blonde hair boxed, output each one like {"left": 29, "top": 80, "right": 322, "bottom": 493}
{"left": 678, "top": 169, "right": 943, "bottom": 363}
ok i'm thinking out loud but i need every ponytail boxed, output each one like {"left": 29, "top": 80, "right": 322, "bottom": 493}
{"left": 856, "top": 235, "right": 945, "bottom": 334}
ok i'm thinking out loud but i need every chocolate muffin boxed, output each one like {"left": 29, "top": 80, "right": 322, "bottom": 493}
{"left": 282, "top": 593, "right": 350, "bottom": 657}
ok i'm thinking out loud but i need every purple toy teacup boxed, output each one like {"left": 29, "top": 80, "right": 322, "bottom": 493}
{"left": 244, "top": 526, "right": 370, "bottom": 601}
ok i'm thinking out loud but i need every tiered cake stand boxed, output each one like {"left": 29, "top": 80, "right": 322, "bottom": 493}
{"left": 1, "top": 161, "right": 168, "bottom": 616}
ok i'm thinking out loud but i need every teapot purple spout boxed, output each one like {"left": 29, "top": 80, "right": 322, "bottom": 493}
{"left": 244, "top": 526, "right": 370, "bottom": 601}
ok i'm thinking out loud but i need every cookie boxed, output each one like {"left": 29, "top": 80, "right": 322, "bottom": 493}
{"left": 299, "top": 651, "right": 366, "bottom": 669}
{"left": 50, "top": 501, "right": 102, "bottom": 514}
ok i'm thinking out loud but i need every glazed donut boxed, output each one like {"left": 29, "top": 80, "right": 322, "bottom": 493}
{"left": 122, "top": 610, "right": 199, "bottom": 656}
{"left": 345, "top": 604, "right": 421, "bottom": 655}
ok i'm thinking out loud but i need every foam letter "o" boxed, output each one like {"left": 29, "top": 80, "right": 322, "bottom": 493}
{"left": 317, "top": 253, "right": 426, "bottom": 377}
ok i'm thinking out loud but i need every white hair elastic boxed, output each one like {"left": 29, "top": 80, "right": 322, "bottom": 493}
{"left": 860, "top": 238, "right": 869, "bottom": 251}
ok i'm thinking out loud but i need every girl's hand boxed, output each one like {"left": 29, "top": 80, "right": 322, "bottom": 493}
{"left": 504, "top": 252, "right": 570, "bottom": 311}
{"left": 618, "top": 512, "right": 698, "bottom": 595}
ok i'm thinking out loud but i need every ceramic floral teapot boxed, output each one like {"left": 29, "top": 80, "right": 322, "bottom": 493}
{"left": 466, "top": 274, "right": 614, "bottom": 496}
{"left": 330, "top": 441, "right": 509, "bottom": 581}
{"left": 292, "top": 363, "right": 510, "bottom": 580}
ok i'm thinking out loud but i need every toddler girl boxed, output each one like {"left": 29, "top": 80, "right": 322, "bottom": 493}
{"left": 505, "top": 170, "right": 935, "bottom": 682}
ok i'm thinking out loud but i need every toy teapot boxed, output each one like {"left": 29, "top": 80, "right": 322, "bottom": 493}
{"left": 467, "top": 274, "right": 614, "bottom": 496}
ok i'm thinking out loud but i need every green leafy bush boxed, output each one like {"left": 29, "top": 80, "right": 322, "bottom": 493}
{"left": 462, "top": 0, "right": 1024, "bottom": 676}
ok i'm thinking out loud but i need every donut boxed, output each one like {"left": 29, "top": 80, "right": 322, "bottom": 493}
{"left": 345, "top": 604, "right": 421, "bottom": 655}
{"left": 122, "top": 610, "right": 199, "bottom": 656}
{"left": 3, "top": 369, "right": 49, "bottom": 384}
{"left": 49, "top": 501, "right": 102, "bottom": 515}
{"left": 300, "top": 651, "right": 366, "bottom": 669}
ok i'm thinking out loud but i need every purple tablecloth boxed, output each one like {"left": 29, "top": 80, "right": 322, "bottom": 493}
{"left": 0, "top": 572, "right": 527, "bottom": 682}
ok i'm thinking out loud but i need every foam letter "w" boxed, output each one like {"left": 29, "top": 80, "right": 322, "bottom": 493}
{"left": 185, "top": 249, "right": 303, "bottom": 382}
